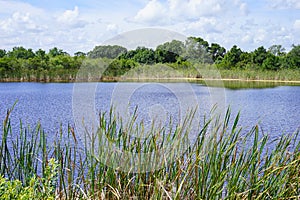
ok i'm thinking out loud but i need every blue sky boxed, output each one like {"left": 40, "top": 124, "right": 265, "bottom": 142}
{"left": 0, "top": 0, "right": 299, "bottom": 54}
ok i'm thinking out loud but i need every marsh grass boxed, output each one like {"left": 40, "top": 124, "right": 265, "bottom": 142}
{"left": 0, "top": 106, "right": 299, "bottom": 199}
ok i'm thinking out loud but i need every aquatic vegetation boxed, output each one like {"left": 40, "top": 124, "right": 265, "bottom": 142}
{"left": 0, "top": 106, "right": 299, "bottom": 199}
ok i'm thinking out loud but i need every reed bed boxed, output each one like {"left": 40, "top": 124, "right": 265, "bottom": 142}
{"left": 0, "top": 106, "right": 299, "bottom": 199}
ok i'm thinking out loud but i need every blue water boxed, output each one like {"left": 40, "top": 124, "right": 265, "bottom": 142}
{"left": 0, "top": 82, "right": 299, "bottom": 144}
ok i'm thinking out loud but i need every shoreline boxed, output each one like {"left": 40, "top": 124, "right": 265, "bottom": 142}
{"left": 117, "top": 77, "right": 300, "bottom": 84}
{"left": 0, "top": 77, "right": 300, "bottom": 84}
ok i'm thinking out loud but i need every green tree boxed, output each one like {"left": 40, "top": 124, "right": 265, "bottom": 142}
{"left": 236, "top": 52, "right": 252, "bottom": 69}
{"left": 49, "top": 54, "right": 75, "bottom": 70}
{"left": 262, "top": 53, "right": 281, "bottom": 70}
{"left": 286, "top": 45, "right": 300, "bottom": 69}
{"left": 154, "top": 49, "right": 178, "bottom": 63}
{"left": 88, "top": 45, "right": 127, "bottom": 59}
{"left": 27, "top": 57, "right": 49, "bottom": 70}
{"left": 105, "top": 58, "right": 137, "bottom": 76}
{"left": 132, "top": 47, "right": 156, "bottom": 64}
{"left": 187, "top": 37, "right": 209, "bottom": 49}
{"left": 36, "top": 49, "right": 48, "bottom": 60}
{"left": 0, "top": 49, "right": 6, "bottom": 58}
{"left": 156, "top": 40, "right": 184, "bottom": 56}
{"left": 252, "top": 46, "right": 268, "bottom": 66}
{"left": 184, "top": 37, "right": 212, "bottom": 63}
{"left": 8, "top": 47, "right": 35, "bottom": 59}
{"left": 155, "top": 40, "right": 185, "bottom": 63}
{"left": 0, "top": 57, "right": 11, "bottom": 77}
{"left": 74, "top": 51, "right": 86, "bottom": 57}
{"left": 120, "top": 47, "right": 156, "bottom": 64}
{"left": 268, "top": 45, "right": 285, "bottom": 56}
{"left": 48, "top": 47, "right": 68, "bottom": 57}
{"left": 217, "top": 45, "right": 243, "bottom": 69}
{"left": 209, "top": 43, "right": 226, "bottom": 62}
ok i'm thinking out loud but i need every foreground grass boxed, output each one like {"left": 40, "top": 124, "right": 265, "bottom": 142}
{"left": 0, "top": 107, "right": 299, "bottom": 199}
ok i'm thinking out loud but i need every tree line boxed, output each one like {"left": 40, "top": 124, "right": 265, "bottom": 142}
{"left": 0, "top": 47, "right": 86, "bottom": 81}
{"left": 0, "top": 37, "right": 299, "bottom": 81}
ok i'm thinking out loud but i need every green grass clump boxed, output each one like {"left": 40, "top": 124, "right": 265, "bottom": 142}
{"left": 0, "top": 106, "right": 299, "bottom": 199}
{"left": 218, "top": 68, "right": 300, "bottom": 81}
{"left": 0, "top": 158, "right": 57, "bottom": 200}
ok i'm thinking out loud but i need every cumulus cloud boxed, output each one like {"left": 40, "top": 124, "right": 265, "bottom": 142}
{"left": 133, "top": 0, "right": 228, "bottom": 24}
{"left": 0, "top": 1, "right": 50, "bottom": 49}
{"left": 268, "top": 0, "right": 300, "bottom": 9}
{"left": 236, "top": 19, "right": 295, "bottom": 51}
{"left": 241, "top": 35, "right": 253, "bottom": 43}
{"left": 185, "top": 17, "right": 222, "bottom": 33}
{"left": 56, "top": 6, "right": 87, "bottom": 28}
{"left": 133, "top": 0, "right": 167, "bottom": 24}
{"left": 253, "top": 29, "right": 267, "bottom": 44}
{"left": 131, "top": 0, "right": 251, "bottom": 31}
{"left": 0, "top": 1, "right": 47, "bottom": 36}
{"left": 106, "top": 23, "right": 120, "bottom": 35}
{"left": 240, "top": 19, "right": 258, "bottom": 31}
{"left": 58, "top": 6, "right": 79, "bottom": 23}
{"left": 0, "top": 1, "right": 91, "bottom": 53}
{"left": 0, "top": 0, "right": 44, "bottom": 15}
{"left": 131, "top": 0, "right": 255, "bottom": 51}
{"left": 168, "top": 0, "right": 223, "bottom": 19}
{"left": 239, "top": 3, "right": 249, "bottom": 15}
{"left": 0, "top": 0, "right": 298, "bottom": 55}
{"left": 294, "top": 20, "right": 300, "bottom": 30}
{"left": 0, "top": 12, "right": 45, "bottom": 34}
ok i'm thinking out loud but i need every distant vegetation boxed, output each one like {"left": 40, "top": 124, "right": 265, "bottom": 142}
{"left": 0, "top": 37, "right": 299, "bottom": 82}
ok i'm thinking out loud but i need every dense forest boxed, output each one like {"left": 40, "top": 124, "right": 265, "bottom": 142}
{"left": 0, "top": 37, "right": 299, "bottom": 82}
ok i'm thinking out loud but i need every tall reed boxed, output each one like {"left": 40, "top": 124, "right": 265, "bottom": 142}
{"left": 0, "top": 106, "right": 299, "bottom": 199}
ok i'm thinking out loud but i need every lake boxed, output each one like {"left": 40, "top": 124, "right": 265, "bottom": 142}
{"left": 0, "top": 82, "right": 299, "bottom": 146}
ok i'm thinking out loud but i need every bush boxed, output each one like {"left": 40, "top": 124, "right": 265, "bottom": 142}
{"left": 0, "top": 158, "right": 58, "bottom": 200}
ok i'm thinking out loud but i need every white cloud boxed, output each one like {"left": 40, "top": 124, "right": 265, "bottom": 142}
{"left": 231, "top": 0, "right": 250, "bottom": 15}
{"left": 239, "top": 3, "right": 249, "bottom": 15}
{"left": 0, "top": 0, "right": 44, "bottom": 15}
{"left": 185, "top": 17, "right": 222, "bottom": 33}
{"left": 268, "top": 0, "right": 300, "bottom": 9}
{"left": 241, "top": 35, "right": 253, "bottom": 43}
{"left": 0, "top": 1, "right": 93, "bottom": 53}
{"left": 168, "top": 0, "right": 223, "bottom": 19}
{"left": 132, "top": 0, "right": 228, "bottom": 25}
{"left": 131, "top": 0, "right": 270, "bottom": 52}
{"left": 106, "top": 23, "right": 120, "bottom": 35}
{"left": 240, "top": 19, "right": 258, "bottom": 31}
{"left": 294, "top": 20, "right": 300, "bottom": 30}
{"left": 133, "top": 0, "right": 167, "bottom": 24}
{"left": 132, "top": 0, "right": 249, "bottom": 26}
{"left": 254, "top": 29, "right": 267, "bottom": 43}
{"left": 0, "top": 0, "right": 299, "bottom": 54}
{"left": 236, "top": 19, "right": 295, "bottom": 51}
{"left": 107, "top": 24, "right": 118, "bottom": 31}
{"left": 57, "top": 6, "right": 79, "bottom": 23}
{"left": 56, "top": 6, "right": 87, "bottom": 28}
{"left": 0, "top": 12, "right": 45, "bottom": 34}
